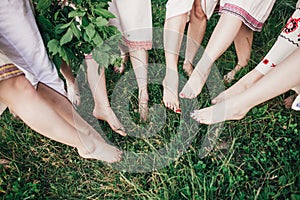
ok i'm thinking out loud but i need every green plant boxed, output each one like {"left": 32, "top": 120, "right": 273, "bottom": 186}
{"left": 34, "top": 0, "right": 121, "bottom": 71}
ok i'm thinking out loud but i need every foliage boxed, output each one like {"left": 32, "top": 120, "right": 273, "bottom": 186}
{"left": 34, "top": 0, "right": 121, "bottom": 70}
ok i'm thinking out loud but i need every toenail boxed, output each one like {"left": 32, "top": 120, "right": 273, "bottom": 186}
{"left": 175, "top": 109, "right": 181, "bottom": 113}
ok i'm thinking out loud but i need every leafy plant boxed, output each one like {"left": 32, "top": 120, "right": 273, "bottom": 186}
{"left": 33, "top": 0, "right": 121, "bottom": 70}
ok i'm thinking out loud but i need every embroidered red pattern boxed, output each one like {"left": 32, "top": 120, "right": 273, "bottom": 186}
{"left": 283, "top": 17, "right": 300, "bottom": 34}
{"left": 123, "top": 37, "right": 152, "bottom": 50}
{"left": 263, "top": 59, "right": 269, "bottom": 65}
{"left": 220, "top": 3, "right": 263, "bottom": 31}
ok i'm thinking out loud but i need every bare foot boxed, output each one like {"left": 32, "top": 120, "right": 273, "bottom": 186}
{"left": 212, "top": 70, "right": 263, "bottom": 105}
{"left": 77, "top": 135, "right": 122, "bottom": 163}
{"left": 66, "top": 79, "right": 81, "bottom": 107}
{"left": 182, "top": 60, "right": 194, "bottom": 77}
{"left": 223, "top": 63, "right": 244, "bottom": 84}
{"left": 211, "top": 83, "right": 247, "bottom": 105}
{"left": 190, "top": 99, "right": 248, "bottom": 125}
{"left": 93, "top": 106, "right": 126, "bottom": 136}
{"left": 163, "top": 71, "right": 181, "bottom": 113}
{"left": 284, "top": 94, "right": 297, "bottom": 109}
{"left": 139, "top": 88, "right": 149, "bottom": 121}
{"left": 179, "top": 66, "right": 209, "bottom": 99}
{"left": 114, "top": 53, "right": 129, "bottom": 74}
{"left": 211, "top": 91, "right": 225, "bottom": 105}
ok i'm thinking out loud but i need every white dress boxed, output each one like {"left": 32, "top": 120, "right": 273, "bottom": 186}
{"left": 166, "top": 0, "right": 219, "bottom": 20}
{"left": 166, "top": 0, "right": 275, "bottom": 31}
{"left": 108, "top": 0, "right": 153, "bottom": 50}
{"left": 0, "top": 0, "right": 66, "bottom": 96}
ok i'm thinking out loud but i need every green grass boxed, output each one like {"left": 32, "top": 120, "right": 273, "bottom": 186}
{"left": 1, "top": 0, "right": 300, "bottom": 199}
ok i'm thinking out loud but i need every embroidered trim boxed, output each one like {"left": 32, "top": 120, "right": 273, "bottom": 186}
{"left": 279, "top": 34, "right": 299, "bottom": 47}
{"left": 261, "top": 58, "right": 276, "bottom": 68}
{"left": 123, "top": 37, "right": 152, "bottom": 50}
{"left": 0, "top": 63, "right": 23, "bottom": 80}
{"left": 282, "top": 16, "right": 300, "bottom": 34}
{"left": 219, "top": 3, "right": 263, "bottom": 32}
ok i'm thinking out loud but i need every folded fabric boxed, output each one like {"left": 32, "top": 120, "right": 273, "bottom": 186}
{"left": 166, "top": 0, "right": 218, "bottom": 20}
{"left": 108, "top": 0, "right": 152, "bottom": 50}
{"left": 219, "top": 0, "right": 276, "bottom": 32}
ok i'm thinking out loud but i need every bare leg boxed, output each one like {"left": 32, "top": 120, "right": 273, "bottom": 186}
{"left": 36, "top": 79, "right": 125, "bottom": 153}
{"left": 180, "top": 13, "right": 243, "bottom": 99}
{"left": 0, "top": 76, "right": 121, "bottom": 163}
{"left": 163, "top": 14, "right": 188, "bottom": 113}
{"left": 191, "top": 48, "right": 300, "bottom": 124}
{"left": 224, "top": 25, "right": 253, "bottom": 83}
{"left": 0, "top": 63, "right": 84, "bottom": 119}
{"left": 212, "top": 69, "right": 263, "bottom": 104}
{"left": 129, "top": 49, "right": 149, "bottom": 121}
{"left": 183, "top": 0, "right": 207, "bottom": 77}
{"left": 213, "top": 25, "right": 299, "bottom": 104}
{"left": 60, "top": 60, "right": 81, "bottom": 106}
{"left": 85, "top": 58, "right": 126, "bottom": 136}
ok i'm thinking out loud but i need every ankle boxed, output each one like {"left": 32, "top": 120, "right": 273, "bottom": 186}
{"left": 164, "top": 71, "right": 179, "bottom": 80}
{"left": 231, "top": 96, "right": 252, "bottom": 115}
{"left": 94, "top": 100, "right": 111, "bottom": 109}
{"left": 165, "top": 67, "right": 179, "bottom": 77}
{"left": 236, "top": 61, "right": 248, "bottom": 68}
{"left": 77, "top": 134, "right": 97, "bottom": 156}
{"left": 93, "top": 105, "right": 112, "bottom": 117}
{"left": 139, "top": 88, "right": 148, "bottom": 99}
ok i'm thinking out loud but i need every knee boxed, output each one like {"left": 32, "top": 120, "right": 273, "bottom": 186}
{"left": 191, "top": 5, "right": 206, "bottom": 21}
{"left": 12, "top": 76, "right": 37, "bottom": 97}
{"left": 0, "top": 75, "right": 38, "bottom": 105}
{"left": 12, "top": 75, "right": 33, "bottom": 89}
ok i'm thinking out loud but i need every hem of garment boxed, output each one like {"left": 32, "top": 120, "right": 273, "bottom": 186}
{"left": 219, "top": 3, "right": 263, "bottom": 32}
{"left": 123, "top": 37, "right": 152, "bottom": 50}
{"left": 0, "top": 63, "right": 24, "bottom": 81}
